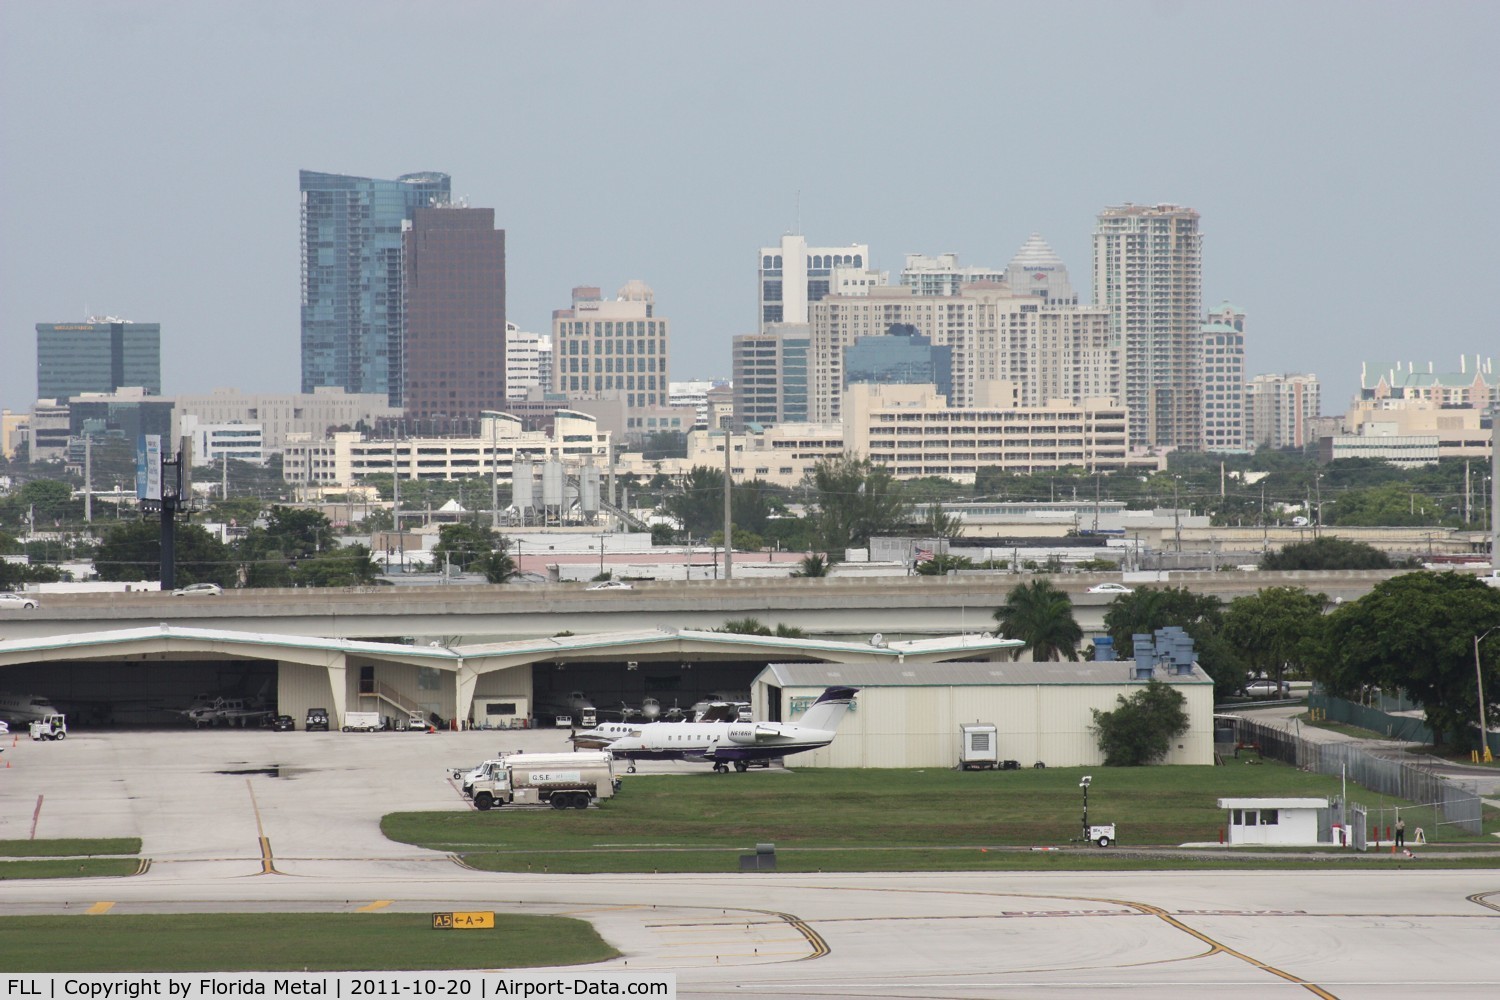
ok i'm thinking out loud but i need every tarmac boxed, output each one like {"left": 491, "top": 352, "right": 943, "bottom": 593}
{"left": 1, "top": 724, "right": 1498, "bottom": 998}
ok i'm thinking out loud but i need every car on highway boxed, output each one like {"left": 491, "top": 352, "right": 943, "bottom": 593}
{"left": 269, "top": 714, "right": 296, "bottom": 732}
{"left": 586, "top": 580, "right": 633, "bottom": 591}
{"left": 0, "top": 592, "right": 41, "bottom": 609}
{"left": 1086, "top": 582, "right": 1133, "bottom": 594}
{"left": 1244, "top": 679, "right": 1293, "bottom": 699}
{"left": 172, "top": 583, "right": 223, "bottom": 597}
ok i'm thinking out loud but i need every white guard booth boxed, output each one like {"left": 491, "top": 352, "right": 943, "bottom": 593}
{"left": 1217, "top": 797, "right": 1327, "bottom": 846}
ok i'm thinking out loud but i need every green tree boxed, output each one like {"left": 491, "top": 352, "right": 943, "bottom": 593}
{"left": 234, "top": 506, "right": 336, "bottom": 587}
{"left": 916, "top": 502, "right": 963, "bottom": 539}
{"left": 1223, "top": 586, "right": 1329, "bottom": 690}
{"left": 792, "top": 554, "right": 829, "bottom": 578}
{"left": 1091, "top": 680, "right": 1190, "bottom": 766}
{"left": 431, "top": 523, "right": 498, "bottom": 573}
{"left": 916, "top": 553, "right": 973, "bottom": 576}
{"left": 1261, "top": 537, "right": 1394, "bottom": 571}
{"left": 803, "top": 454, "right": 911, "bottom": 557}
{"left": 661, "top": 466, "right": 725, "bottom": 540}
{"left": 95, "top": 520, "right": 233, "bottom": 586}
{"left": 293, "top": 543, "right": 381, "bottom": 587}
{"left": 993, "top": 579, "right": 1083, "bottom": 661}
{"left": 479, "top": 541, "right": 517, "bottom": 584}
{"left": 1321, "top": 572, "right": 1500, "bottom": 748}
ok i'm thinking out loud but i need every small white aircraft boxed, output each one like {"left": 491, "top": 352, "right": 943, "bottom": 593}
{"left": 604, "top": 686, "right": 859, "bottom": 773}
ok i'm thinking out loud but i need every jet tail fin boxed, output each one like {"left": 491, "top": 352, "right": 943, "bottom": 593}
{"left": 797, "top": 686, "right": 859, "bottom": 731}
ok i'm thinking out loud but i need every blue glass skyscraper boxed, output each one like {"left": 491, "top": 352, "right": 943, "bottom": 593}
{"left": 299, "top": 169, "right": 450, "bottom": 405}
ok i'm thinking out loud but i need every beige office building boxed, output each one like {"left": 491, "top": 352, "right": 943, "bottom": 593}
{"left": 281, "top": 411, "right": 610, "bottom": 485}
{"left": 172, "top": 387, "right": 402, "bottom": 454}
{"left": 551, "top": 282, "right": 670, "bottom": 436}
{"left": 808, "top": 270, "right": 1118, "bottom": 423}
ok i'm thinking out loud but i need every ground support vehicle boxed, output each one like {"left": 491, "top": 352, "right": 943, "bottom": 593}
{"left": 30, "top": 714, "right": 67, "bottom": 740}
{"left": 468, "top": 751, "right": 619, "bottom": 811}
{"left": 959, "top": 723, "right": 999, "bottom": 770}
{"left": 1087, "top": 824, "right": 1117, "bottom": 847}
{"left": 341, "top": 711, "right": 384, "bottom": 732}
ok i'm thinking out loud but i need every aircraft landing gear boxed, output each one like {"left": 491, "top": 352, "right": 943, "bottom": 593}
{"left": 627, "top": 764, "right": 637, "bottom": 774}
{"left": 712, "top": 762, "right": 728, "bottom": 773}
{"left": 734, "top": 761, "right": 749, "bottom": 773}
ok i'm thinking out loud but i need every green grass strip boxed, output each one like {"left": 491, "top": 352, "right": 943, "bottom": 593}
{"left": 0, "top": 838, "right": 141, "bottom": 858}
{"left": 385, "top": 762, "right": 1499, "bottom": 874}
{"left": 0, "top": 914, "right": 616, "bottom": 972}
{"left": 0, "top": 859, "right": 143, "bottom": 880}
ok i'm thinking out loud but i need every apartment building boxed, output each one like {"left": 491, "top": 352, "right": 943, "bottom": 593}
{"left": 731, "top": 323, "right": 809, "bottom": 430}
{"left": 758, "top": 235, "right": 879, "bottom": 329}
{"left": 1244, "top": 374, "right": 1320, "bottom": 450}
{"left": 1094, "top": 204, "right": 1204, "bottom": 450}
{"left": 899, "top": 252, "right": 1005, "bottom": 297}
{"left": 505, "top": 324, "right": 553, "bottom": 400}
{"left": 1201, "top": 302, "right": 1247, "bottom": 453}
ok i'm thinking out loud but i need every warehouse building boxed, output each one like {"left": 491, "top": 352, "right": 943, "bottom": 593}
{"left": 752, "top": 660, "right": 1215, "bottom": 768}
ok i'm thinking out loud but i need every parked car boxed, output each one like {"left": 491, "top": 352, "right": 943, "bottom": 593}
{"left": 0, "top": 593, "right": 40, "bottom": 609}
{"left": 1245, "top": 679, "right": 1293, "bottom": 699}
{"left": 172, "top": 583, "right": 223, "bottom": 597}
{"left": 587, "top": 580, "right": 633, "bottom": 591}
{"left": 1086, "top": 582, "right": 1133, "bottom": 594}
{"left": 305, "top": 707, "right": 330, "bottom": 731}
{"left": 270, "top": 714, "right": 296, "bottom": 732}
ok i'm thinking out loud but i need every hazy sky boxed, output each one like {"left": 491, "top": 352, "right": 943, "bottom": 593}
{"left": 3, "top": 1, "right": 1496, "bottom": 417}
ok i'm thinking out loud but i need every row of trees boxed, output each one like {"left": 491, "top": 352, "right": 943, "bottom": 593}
{"left": 993, "top": 571, "right": 1500, "bottom": 752}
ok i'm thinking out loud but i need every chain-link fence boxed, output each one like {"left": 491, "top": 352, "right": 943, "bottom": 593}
{"left": 1233, "top": 718, "right": 1483, "bottom": 836}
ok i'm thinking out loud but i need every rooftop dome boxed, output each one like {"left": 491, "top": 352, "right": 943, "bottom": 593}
{"left": 616, "top": 279, "right": 655, "bottom": 303}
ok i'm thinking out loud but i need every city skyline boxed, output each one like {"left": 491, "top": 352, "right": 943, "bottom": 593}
{"left": 3, "top": 1, "right": 1497, "bottom": 419}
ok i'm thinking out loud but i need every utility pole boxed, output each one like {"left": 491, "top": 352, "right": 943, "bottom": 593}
{"left": 484, "top": 412, "right": 499, "bottom": 530}
{"left": 722, "top": 429, "right": 733, "bottom": 581}
{"left": 1476, "top": 629, "right": 1494, "bottom": 763}
{"left": 1491, "top": 407, "right": 1499, "bottom": 573}
{"left": 84, "top": 434, "right": 92, "bottom": 523}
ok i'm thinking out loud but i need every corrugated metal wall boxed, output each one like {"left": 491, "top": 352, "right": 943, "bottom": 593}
{"left": 763, "top": 681, "right": 1215, "bottom": 769}
{"left": 277, "top": 660, "right": 336, "bottom": 729}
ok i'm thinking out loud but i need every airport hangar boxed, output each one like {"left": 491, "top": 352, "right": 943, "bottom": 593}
{"left": 0, "top": 625, "right": 1025, "bottom": 732}
{"left": 0, "top": 626, "right": 1216, "bottom": 767}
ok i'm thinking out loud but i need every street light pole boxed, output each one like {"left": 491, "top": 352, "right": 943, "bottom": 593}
{"left": 1477, "top": 628, "right": 1496, "bottom": 762}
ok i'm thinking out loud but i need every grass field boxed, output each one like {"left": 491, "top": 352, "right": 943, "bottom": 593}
{"left": 382, "top": 762, "right": 1500, "bottom": 874}
{"left": 0, "top": 839, "right": 144, "bottom": 881}
{"left": 0, "top": 913, "right": 616, "bottom": 972}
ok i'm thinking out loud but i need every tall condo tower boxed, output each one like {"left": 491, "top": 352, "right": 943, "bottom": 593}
{"left": 299, "top": 169, "right": 450, "bottom": 406}
{"left": 1093, "top": 204, "right": 1203, "bottom": 449}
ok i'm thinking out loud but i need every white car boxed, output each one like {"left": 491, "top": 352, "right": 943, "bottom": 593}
{"left": 1086, "top": 582, "right": 1133, "bottom": 594}
{"left": 0, "top": 593, "right": 40, "bottom": 609}
{"left": 172, "top": 583, "right": 223, "bottom": 597}
{"left": 587, "top": 580, "right": 633, "bottom": 591}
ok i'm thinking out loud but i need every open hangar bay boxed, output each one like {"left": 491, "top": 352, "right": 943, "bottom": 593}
{"left": 0, "top": 725, "right": 1496, "bottom": 998}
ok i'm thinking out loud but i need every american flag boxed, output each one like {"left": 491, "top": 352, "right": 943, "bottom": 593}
{"left": 914, "top": 547, "right": 934, "bottom": 563}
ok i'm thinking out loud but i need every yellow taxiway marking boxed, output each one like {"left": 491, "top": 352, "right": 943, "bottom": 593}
{"left": 86, "top": 902, "right": 115, "bottom": 915}
{"left": 357, "top": 900, "right": 394, "bottom": 912}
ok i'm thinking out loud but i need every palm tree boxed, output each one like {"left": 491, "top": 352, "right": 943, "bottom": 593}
{"left": 792, "top": 554, "right": 830, "bottom": 578}
{"left": 993, "top": 579, "right": 1083, "bottom": 661}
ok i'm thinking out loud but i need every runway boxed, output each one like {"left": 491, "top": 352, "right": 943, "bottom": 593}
{"left": 2, "top": 729, "right": 1497, "bottom": 998}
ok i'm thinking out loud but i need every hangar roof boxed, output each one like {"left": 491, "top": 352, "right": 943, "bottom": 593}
{"left": 0, "top": 625, "right": 1023, "bottom": 672}
{"left": 755, "top": 660, "right": 1213, "bottom": 687}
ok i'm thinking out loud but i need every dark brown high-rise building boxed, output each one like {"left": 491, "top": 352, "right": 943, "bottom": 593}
{"left": 402, "top": 206, "right": 506, "bottom": 422}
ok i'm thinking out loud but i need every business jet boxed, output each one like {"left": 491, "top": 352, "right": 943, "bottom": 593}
{"left": 0, "top": 692, "right": 63, "bottom": 725}
{"left": 604, "top": 686, "right": 858, "bottom": 773}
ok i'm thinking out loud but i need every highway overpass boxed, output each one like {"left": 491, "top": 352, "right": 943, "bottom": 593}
{"left": 0, "top": 570, "right": 1410, "bottom": 644}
